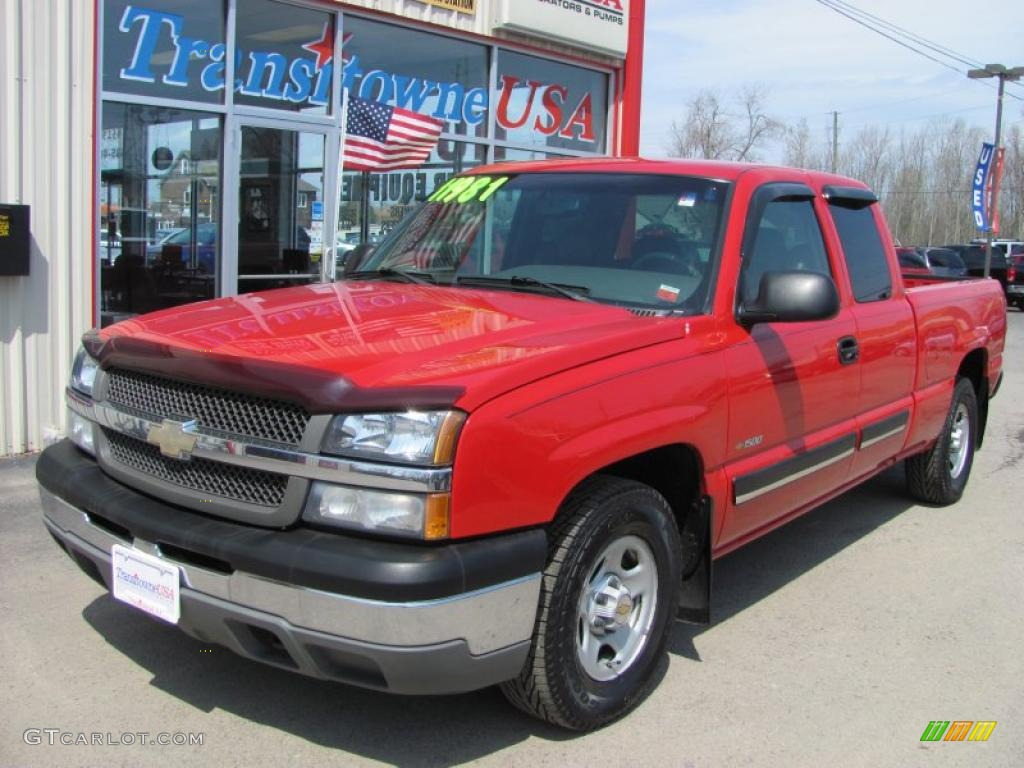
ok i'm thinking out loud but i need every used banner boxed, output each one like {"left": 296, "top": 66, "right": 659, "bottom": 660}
{"left": 972, "top": 142, "right": 995, "bottom": 231}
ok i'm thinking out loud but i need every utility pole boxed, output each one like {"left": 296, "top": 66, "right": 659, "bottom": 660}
{"left": 831, "top": 111, "right": 839, "bottom": 174}
{"left": 967, "top": 63, "right": 1024, "bottom": 277}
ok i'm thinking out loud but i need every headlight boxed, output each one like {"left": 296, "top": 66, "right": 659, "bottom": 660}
{"left": 303, "top": 482, "right": 450, "bottom": 540}
{"left": 70, "top": 346, "right": 100, "bottom": 397}
{"left": 322, "top": 410, "right": 466, "bottom": 465}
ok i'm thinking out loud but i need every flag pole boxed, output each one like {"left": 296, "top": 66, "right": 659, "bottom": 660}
{"left": 359, "top": 170, "right": 371, "bottom": 245}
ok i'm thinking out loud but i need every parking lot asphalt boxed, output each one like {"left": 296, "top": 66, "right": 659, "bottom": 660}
{"left": 2, "top": 311, "right": 1022, "bottom": 768}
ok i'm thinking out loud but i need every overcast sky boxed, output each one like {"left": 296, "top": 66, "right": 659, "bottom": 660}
{"left": 639, "top": 0, "right": 1024, "bottom": 160}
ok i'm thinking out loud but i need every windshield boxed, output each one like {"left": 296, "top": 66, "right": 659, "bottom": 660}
{"left": 353, "top": 173, "right": 729, "bottom": 312}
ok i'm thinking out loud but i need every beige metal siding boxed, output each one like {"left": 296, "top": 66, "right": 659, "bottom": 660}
{"left": 0, "top": 0, "right": 95, "bottom": 455}
{"left": 337, "top": 0, "right": 620, "bottom": 66}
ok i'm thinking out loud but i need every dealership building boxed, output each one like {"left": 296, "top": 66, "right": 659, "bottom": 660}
{"left": 0, "top": 0, "right": 645, "bottom": 456}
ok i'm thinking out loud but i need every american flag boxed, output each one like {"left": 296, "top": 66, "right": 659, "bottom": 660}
{"left": 342, "top": 96, "right": 444, "bottom": 172}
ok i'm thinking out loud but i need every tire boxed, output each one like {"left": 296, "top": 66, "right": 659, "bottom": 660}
{"left": 500, "top": 476, "right": 682, "bottom": 731}
{"left": 906, "top": 377, "right": 978, "bottom": 505}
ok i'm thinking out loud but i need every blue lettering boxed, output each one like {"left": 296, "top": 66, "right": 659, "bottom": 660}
{"left": 244, "top": 51, "right": 289, "bottom": 99}
{"left": 310, "top": 60, "right": 332, "bottom": 106}
{"left": 393, "top": 75, "right": 434, "bottom": 112}
{"left": 462, "top": 87, "right": 488, "bottom": 125}
{"left": 359, "top": 69, "right": 394, "bottom": 102}
{"left": 200, "top": 43, "right": 226, "bottom": 92}
{"left": 164, "top": 36, "right": 210, "bottom": 87}
{"left": 119, "top": 6, "right": 184, "bottom": 83}
{"left": 433, "top": 81, "right": 465, "bottom": 121}
{"left": 284, "top": 59, "right": 314, "bottom": 103}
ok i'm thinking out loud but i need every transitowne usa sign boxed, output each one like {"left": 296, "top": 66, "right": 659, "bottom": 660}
{"left": 492, "top": 0, "right": 629, "bottom": 58}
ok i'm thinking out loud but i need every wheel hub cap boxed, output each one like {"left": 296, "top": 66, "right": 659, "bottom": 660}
{"left": 575, "top": 535, "right": 659, "bottom": 682}
{"left": 948, "top": 403, "right": 970, "bottom": 479}
{"left": 586, "top": 575, "right": 634, "bottom": 634}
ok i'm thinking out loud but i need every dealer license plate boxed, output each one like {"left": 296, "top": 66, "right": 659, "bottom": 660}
{"left": 111, "top": 544, "right": 181, "bottom": 624}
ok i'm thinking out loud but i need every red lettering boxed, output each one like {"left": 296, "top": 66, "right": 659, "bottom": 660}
{"left": 558, "top": 93, "right": 595, "bottom": 142}
{"left": 495, "top": 75, "right": 543, "bottom": 130}
{"left": 596, "top": 0, "right": 624, "bottom": 9}
{"left": 533, "top": 85, "right": 567, "bottom": 136}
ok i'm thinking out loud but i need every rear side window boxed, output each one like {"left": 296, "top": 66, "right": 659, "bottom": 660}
{"left": 828, "top": 203, "right": 892, "bottom": 302}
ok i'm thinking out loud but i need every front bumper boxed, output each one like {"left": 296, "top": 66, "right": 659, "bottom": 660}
{"left": 38, "top": 441, "right": 545, "bottom": 695}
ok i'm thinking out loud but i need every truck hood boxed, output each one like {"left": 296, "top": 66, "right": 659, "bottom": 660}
{"left": 89, "top": 281, "right": 683, "bottom": 412}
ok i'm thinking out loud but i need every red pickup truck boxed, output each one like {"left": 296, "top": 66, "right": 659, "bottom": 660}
{"left": 38, "top": 159, "right": 1005, "bottom": 731}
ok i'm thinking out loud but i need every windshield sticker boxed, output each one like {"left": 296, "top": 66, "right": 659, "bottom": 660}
{"left": 677, "top": 192, "right": 697, "bottom": 207}
{"left": 656, "top": 284, "right": 681, "bottom": 302}
{"left": 429, "top": 175, "right": 510, "bottom": 204}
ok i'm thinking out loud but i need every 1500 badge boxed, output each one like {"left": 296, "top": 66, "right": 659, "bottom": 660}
{"left": 736, "top": 435, "right": 764, "bottom": 451}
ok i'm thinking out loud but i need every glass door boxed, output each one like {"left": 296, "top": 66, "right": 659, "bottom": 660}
{"left": 228, "top": 120, "right": 335, "bottom": 295}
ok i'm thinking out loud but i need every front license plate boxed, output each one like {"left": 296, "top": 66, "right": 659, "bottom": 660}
{"left": 111, "top": 544, "right": 180, "bottom": 624}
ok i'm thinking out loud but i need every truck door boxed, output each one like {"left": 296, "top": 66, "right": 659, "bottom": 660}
{"left": 720, "top": 183, "right": 859, "bottom": 546}
{"left": 823, "top": 187, "right": 915, "bottom": 479}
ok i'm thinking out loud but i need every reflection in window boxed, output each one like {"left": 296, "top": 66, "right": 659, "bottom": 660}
{"left": 237, "top": 127, "right": 324, "bottom": 292}
{"left": 337, "top": 141, "right": 487, "bottom": 257}
{"left": 99, "top": 103, "right": 222, "bottom": 327}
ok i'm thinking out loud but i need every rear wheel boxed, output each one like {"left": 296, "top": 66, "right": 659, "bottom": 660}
{"left": 906, "top": 377, "right": 978, "bottom": 505}
{"left": 500, "top": 477, "right": 682, "bottom": 731}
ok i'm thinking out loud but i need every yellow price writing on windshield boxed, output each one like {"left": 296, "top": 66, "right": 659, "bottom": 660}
{"left": 429, "top": 175, "right": 510, "bottom": 204}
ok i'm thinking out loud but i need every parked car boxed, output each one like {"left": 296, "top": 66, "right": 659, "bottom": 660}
{"left": 1007, "top": 249, "right": 1024, "bottom": 309}
{"left": 146, "top": 222, "right": 218, "bottom": 272}
{"left": 40, "top": 160, "right": 1006, "bottom": 731}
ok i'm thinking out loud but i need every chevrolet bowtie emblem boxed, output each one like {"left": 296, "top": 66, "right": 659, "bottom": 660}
{"left": 146, "top": 418, "right": 199, "bottom": 460}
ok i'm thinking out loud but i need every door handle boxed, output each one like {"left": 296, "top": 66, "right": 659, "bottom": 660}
{"left": 838, "top": 336, "right": 859, "bottom": 365}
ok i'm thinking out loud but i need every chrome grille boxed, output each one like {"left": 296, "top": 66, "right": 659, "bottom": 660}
{"left": 104, "top": 428, "right": 288, "bottom": 507}
{"left": 106, "top": 368, "right": 308, "bottom": 446}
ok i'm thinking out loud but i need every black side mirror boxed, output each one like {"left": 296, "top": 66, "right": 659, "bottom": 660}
{"left": 341, "top": 243, "right": 376, "bottom": 276}
{"left": 738, "top": 271, "right": 839, "bottom": 326}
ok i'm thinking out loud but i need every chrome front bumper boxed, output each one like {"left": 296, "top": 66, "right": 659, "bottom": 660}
{"left": 41, "top": 488, "right": 539, "bottom": 694}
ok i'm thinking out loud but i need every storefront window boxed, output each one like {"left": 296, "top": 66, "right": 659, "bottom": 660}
{"left": 233, "top": 0, "right": 335, "bottom": 115}
{"left": 99, "top": 2, "right": 614, "bottom": 314}
{"left": 99, "top": 103, "right": 222, "bottom": 326}
{"left": 237, "top": 126, "right": 325, "bottom": 293}
{"left": 494, "top": 51, "right": 608, "bottom": 153}
{"left": 342, "top": 17, "right": 489, "bottom": 139}
{"left": 103, "top": 0, "right": 226, "bottom": 104}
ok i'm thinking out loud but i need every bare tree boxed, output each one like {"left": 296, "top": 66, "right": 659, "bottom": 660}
{"left": 783, "top": 118, "right": 824, "bottom": 170}
{"left": 666, "top": 86, "right": 782, "bottom": 162}
{"left": 664, "top": 85, "right": 1023, "bottom": 243}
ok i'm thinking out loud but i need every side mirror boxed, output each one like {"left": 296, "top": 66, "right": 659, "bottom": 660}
{"left": 738, "top": 271, "right": 839, "bottom": 326}
{"left": 341, "top": 243, "right": 375, "bottom": 276}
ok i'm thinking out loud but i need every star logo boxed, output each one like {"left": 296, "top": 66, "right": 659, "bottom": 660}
{"left": 302, "top": 23, "right": 335, "bottom": 71}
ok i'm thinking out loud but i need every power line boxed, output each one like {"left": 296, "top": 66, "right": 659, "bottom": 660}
{"left": 812, "top": 0, "right": 1024, "bottom": 101}
{"left": 823, "top": 0, "right": 981, "bottom": 69}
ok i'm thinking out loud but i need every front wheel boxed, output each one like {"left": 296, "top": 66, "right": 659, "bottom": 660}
{"left": 906, "top": 377, "right": 978, "bottom": 505}
{"left": 500, "top": 477, "right": 682, "bottom": 731}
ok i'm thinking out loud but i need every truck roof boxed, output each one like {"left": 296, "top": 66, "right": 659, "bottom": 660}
{"left": 467, "top": 156, "right": 871, "bottom": 189}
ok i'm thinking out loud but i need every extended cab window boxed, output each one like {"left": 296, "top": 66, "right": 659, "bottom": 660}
{"left": 828, "top": 201, "right": 892, "bottom": 302}
{"left": 739, "top": 198, "right": 830, "bottom": 305}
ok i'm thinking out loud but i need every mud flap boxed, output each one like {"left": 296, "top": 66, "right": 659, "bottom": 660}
{"left": 676, "top": 495, "right": 711, "bottom": 625}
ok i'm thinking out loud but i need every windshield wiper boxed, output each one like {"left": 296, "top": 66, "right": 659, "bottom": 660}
{"left": 455, "top": 275, "right": 591, "bottom": 302}
{"left": 347, "top": 268, "right": 435, "bottom": 285}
